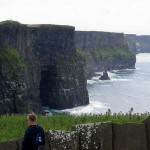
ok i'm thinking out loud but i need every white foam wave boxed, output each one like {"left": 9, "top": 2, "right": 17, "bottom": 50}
{"left": 125, "top": 68, "right": 136, "bottom": 71}
{"left": 94, "top": 71, "right": 103, "bottom": 75}
{"left": 92, "top": 76, "right": 100, "bottom": 81}
{"left": 111, "top": 78, "right": 131, "bottom": 82}
{"left": 108, "top": 72, "right": 116, "bottom": 78}
{"left": 60, "top": 101, "right": 109, "bottom": 115}
{"left": 136, "top": 53, "right": 150, "bottom": 62}
{"left": 87, "top": 80, "right": 96, "bottom": 85}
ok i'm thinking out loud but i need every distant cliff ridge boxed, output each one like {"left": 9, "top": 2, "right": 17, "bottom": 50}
{"left": 75, "top": 31, "right": 136, "bottom": 78}
{"left": 0, "top": 21, "right": 89, "bottom": 114}
{"left": 125, "top": 34, "right": 150, "bottom": 53}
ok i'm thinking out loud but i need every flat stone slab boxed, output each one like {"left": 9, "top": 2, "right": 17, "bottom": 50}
{"left": 46, "top": 130, "right": 79, "bottom": 150}
{"left": 44, "top": 132, "right": 51, "bottom": 150}
{"left": 16, "top": 138, "right": 23, "bottom": 150}
{"left": 113, "top": 123, "right": 148, "bottom": 150}
{"left": 0, "top": 140, "right": 17, "bottom": 150}
{"left": 142, "top": 116, "right": 150, "bottom": 150}
{"left": 72, "top": 122, "right": 112, "bottom": 150}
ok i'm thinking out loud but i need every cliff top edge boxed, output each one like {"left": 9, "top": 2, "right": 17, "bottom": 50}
{"left": 0, "top": 20, "right": 75, "bottom": 29}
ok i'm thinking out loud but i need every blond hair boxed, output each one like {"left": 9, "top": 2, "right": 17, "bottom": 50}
{"left": 28, "top": 113, "right": 37, "bottom": 122}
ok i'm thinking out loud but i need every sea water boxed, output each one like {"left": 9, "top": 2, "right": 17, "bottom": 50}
{"left": 54, "top": 53, "right": 150, "bottom": 115}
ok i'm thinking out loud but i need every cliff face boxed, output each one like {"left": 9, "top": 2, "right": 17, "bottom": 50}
{"left": 0, "top": 21, "right": 89, "bottom": 114}
{"left": 125, "top": 34, "right": 150, "bottom": 53}
{"left": 75, "top": 31, "right": 136, "bottom": 78}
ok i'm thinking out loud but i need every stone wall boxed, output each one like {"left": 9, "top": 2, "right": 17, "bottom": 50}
{"left": 113, "top": 123, "right": 148, "bottom": 150}
{"left": 72, "top": 122, "right": 112, "bottom": 150}
{"left": 1, "top": 116, "right": 150, "bottom": 150}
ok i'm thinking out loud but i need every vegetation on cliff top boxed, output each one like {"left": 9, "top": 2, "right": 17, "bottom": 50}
{"left": 96, "top": 48, "right": 134, "bottom": 58}
{"left": 0, "top": 20, "right": 20, "bottom": 25}
{"left": 0, "top": 45, "right": 25, "bottom": 80}
{"left": 0, "top": 20, "right": 21, "bottom": 31}
{"left": 0, "top": 110, "right": 149, "bottom": 142}
{"left": 76, "top": 48, "right": 92, "bottom": 60}
{"left": 77, "top": 47, "right": 134, "bottom": 59}
{"left": 0, "top": 45, "right": 25, "bottom": 69}
{"left": 0, "top": 20, "right": 75, "bottom": 31}
{"left": 27, "top": 24, "right": 74, "bottom": 30}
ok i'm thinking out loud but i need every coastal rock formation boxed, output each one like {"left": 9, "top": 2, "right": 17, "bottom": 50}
{"left": 99, "top": 71, "right": 110, "bottom": 80}
{"left": 75, "top": 31, "right": 136, "bottom": 78}
{"left": 125, "top": 34, "right": 150, "bottom": 53}
{"left": 0, "top": 21, "right": 138, "bottom": 114}
{"left": 0, "top": 20, "right": 89, "bottom": 114}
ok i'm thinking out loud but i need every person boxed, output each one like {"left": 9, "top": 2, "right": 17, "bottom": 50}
{"left": 22, "top": 113, "right": 45, "bottom": 150}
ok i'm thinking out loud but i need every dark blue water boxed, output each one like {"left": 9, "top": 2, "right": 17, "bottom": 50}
{"left": 55, "top": 53, "right": 150, "bottom": 115}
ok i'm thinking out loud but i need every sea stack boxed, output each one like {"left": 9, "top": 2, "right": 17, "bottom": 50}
{"left": 99, "top": 71, "right": 110, "bottom": 80}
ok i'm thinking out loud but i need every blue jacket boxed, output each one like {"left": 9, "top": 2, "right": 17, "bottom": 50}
{"left": 22, "top": 125, "right": 45, "bottom": 150}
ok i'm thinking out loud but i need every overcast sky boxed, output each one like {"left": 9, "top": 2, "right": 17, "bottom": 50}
{"left": 0, "top": 0, "right": 150, "bottom": 35}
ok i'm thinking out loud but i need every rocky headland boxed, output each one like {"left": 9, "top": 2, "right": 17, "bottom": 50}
{"left": 125, "top": 34, "right": 150, "bottom": 53}
{"left": 0, "top": 21, "right": 136, "bottom": 114}
{"left": 75, "top": 31, "right": 136, "bottom": 78}
{"left": 0, "top": 20, "right": 89, "bottom": 114}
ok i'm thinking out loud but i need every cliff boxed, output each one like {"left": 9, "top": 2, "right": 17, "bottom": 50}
{"left": 0, "top": 20, "right": 89, "bottom": 114}
{"left": 75, "top": 31, "right": 136, "bottom": 78}
{"left": 125, "top": 34, "right": 150, "bottom": 53}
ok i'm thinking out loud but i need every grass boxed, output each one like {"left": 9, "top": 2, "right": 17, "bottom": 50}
{"left": 0, "top": 45, "right": 25, "bottom": 80}
{"left": 0, "top": 20, "right": 20, "bottom": 25}
{"left": 76, "top": 48, "right": 92, "bottom": 60}
{"left": 0, "top": 45, "right": 25, "bottom": 69}
{"left": 76, "top": 48, "right": 134, "bottom": 62}
{"left": 95, "top": 48, "right": 134, "bottom": 59}
{"left": 136, "top": 42, "right": 141, "bottom": 47}
{"left": 0, "top": 109, "right": 149, "bottom": 143}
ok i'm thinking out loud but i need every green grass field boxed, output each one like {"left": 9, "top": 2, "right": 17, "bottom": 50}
{"left": 0, "top": 110, "right": 149, "bottom": 143}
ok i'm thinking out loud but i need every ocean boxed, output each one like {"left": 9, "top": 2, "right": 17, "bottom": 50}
{"left": 53, "top": 53, "right": 150, "bottom": 115}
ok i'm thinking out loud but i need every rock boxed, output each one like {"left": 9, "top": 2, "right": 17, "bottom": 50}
{"left": 43, "top": 132, "right": 51, "bottom": 150}
{"left": 99, "top": 71, "right": 110, "bottom": 80}
{"left": 113, "top": 123, "right": 148, "bottom": 150}
{"left": 72, "top": 122, "right": 112, "bottom": 150}
{"left": 125, "top": 34, "right": 150, "bottom": 53}
{"left": 142, "top": 116, "right": 150, "bottom": 150}
{"left": 0, "top": 20, "right": 89, "bottom": 113}
{"left": 46, "top": 130, "right": 79, "bottom": 150}
{"left": 0, "top": 140, "right": 18, "bottom": 150}
{"left": 75, "top": 31, "right": 136, "bottom": 78}
{"left": 16, "top": 138, "right": 23, "bottom": 150}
